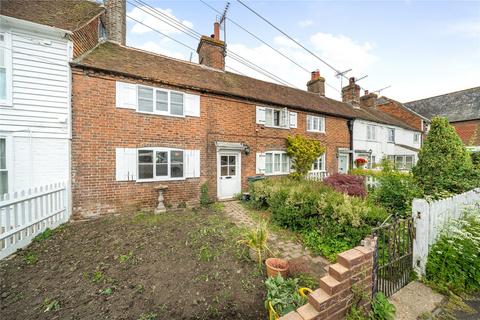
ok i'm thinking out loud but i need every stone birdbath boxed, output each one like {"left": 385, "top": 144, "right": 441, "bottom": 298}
{"left": 154, "top": 185, "right": 168, "bottom": 214}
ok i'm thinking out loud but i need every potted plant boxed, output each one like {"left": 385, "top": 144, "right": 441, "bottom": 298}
{"left": 238, "top": 220, "right": 272, "bottom": 266}
{"left": 265, "top": 257, "right": 289, "bottom": 278}
{"left": 355, "top": 157, "right": 368, "bottom": 168}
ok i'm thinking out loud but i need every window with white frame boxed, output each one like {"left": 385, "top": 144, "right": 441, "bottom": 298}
{"left": 311, "top": 153, "right": 326, "bottom": 172}
{"left": 413, "top": 133, "right": 420, "bottom": 143}
{"left": 0, "top": 138, "right": 7, "bottom": 194}
{"left": 387, "top": 128, "right": 395, "bottom": 143}
{"left": 265, "top": 151, "right": 289, "bottom": 175}
{"left": 388, "top": 155, "right": 415, "bottom": 170}
{"left": 366, "top": 125, "right": 376, "bottom": 141}
{"left": 137, "top": 85, "right": 184, "bottom": 116}
{"left": 0, "top": 32, "right": 12, "bottom": 105}
{"left": 307, "top": 115, "right": 325, "bottom": 133}
{"left": 265, "top": 107, "right": 288, "bottom": 128}
{"left": 138, "top": 148, "right": 184, "bottom": 180}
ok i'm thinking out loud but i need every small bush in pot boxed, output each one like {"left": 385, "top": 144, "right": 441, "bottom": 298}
{"left": 238, "top": 220, "right": 271, "bottom": 266}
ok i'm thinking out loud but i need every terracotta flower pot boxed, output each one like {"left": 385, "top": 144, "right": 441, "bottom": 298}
{"left": 265, "top": 258, "right": 289, "bottom": 278}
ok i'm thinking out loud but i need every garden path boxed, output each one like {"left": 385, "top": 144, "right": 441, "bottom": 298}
{"left": 223, "top": 201, "right": 329, "bottom": 275}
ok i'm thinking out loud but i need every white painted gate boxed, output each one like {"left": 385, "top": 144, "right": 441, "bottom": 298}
{"left": 0, "top": 182, "right": 69, "bottom": 259}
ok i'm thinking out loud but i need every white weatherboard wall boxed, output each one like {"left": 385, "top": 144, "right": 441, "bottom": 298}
{"left": 412, "top": 188, "right": 480, "bottom": 276}
{"left": 0, "top": 17, "right": 71, "bottom": 194}
{"left": 352, "top": 120, "right": 420, "bottom": 165}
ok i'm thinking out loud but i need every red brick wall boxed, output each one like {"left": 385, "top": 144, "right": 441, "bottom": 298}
{"left": 71, "top": 69, "right": 351, "bottom": 217}
{"left": 452, "top": 120, "right": 480, "bottom": 146}
{"left": 377, "top": 101, "right": 423, "bottom": 131}
{"left": 72, "top": 15, "right": 102, "bottom": 58}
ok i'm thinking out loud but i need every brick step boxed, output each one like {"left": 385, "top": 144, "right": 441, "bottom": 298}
{"left": 319, "top": 274, "right": 344, "bottom": 295}
{"left": 337, "top": 248, "right": 364, "bottom": 269}
{"left": 328, "top": 263, "right": 350, "bottom": 282}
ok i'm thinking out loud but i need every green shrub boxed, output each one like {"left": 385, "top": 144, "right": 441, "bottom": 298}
{"left": 371, "top": 292, "right": 396, "bottom": 320}
{"left": 425, "top": 210, "right": 480, "bottom": 295}
{"left": 249, "top": 178, "right": 388, "bottom": 260}
{"left": 369, "top": 162, "right": 423, "bottom": 217}
{"left": 264, "top": 275, "right": 307, "bottom": 316}
{"left": 286, "top": 134, "right": 325, "bottom": 179}
{"left": 413, "top": 116, "right": 478, "bottom": 197}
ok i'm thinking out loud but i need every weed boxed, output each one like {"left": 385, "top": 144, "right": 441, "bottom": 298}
{"left": 84, "top": 270, "right": 104, "bottom": 283}
{"left": 198, "top": 245, "right": 215, "bottom": 262}
{"left": 99, "top": 287, "right": 114, "bottom": 296}
{"left": 200, "top": 183, "right": 210, "bottom": 206}
{"left": 118, "top": 251, "right": 134, "bottom": 263}
{"left": 32, "top": 228, "right": 54, "bottom": 242}
{"left": 40, "top": 298, "right": 60, "bottom": 312}
{"left": 24, "top": 251, "right": 38, "bottom": 265}
{"left": 138, "top": 312, "right": 157, "bottom": 320}
{"left": 209, "top": 202, "right": 225, "bottom": 213}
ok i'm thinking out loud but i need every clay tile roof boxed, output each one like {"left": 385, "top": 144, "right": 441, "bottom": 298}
{"left": 73, "top": 41, "right": 418, "bottom": 131}
{"left": 405, "top": 87, "right": 480, "bottom": 122}
{"left": 0, "top": 0, "right": 104, "bottom": 31}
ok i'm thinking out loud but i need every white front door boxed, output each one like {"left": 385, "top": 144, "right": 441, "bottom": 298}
{"left": 217, "top": 152, "right": 241, "bottom": 199}
{"left": 338, "top": 153, "right": 349, "bottom": 174}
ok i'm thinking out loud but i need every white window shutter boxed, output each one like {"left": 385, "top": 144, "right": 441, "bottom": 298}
{"left": 185, "top": 93, "right": 200, "bottom": 117}
{"left": 320, "top": 117, "right": 325, "bottom": 132}
{"left": 256, "top": 106, "right": 266, "bottom": 125}
{"left": 116, "top": 148, "right": 127, "bottom": 181}
{"left": 185, "top": 150, "right": 200, "bottom": 178}
{"left": 289, "top": 112, "right": 297, "bottom": 128}
{"left": 256, "top": 152, "right": 266, "bottom": 174}
{"left": 116, "top": 148, "right": 137, "bottom": 181}
{"left": 116, "top": 81, "right": 137, "bottom": 109}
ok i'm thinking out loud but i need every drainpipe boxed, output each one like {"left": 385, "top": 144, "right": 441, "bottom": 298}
{"left": 348, "top": 119, "right": 354, "bottom": 170}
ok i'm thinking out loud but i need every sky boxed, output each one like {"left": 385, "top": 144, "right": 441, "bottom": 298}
{"left": 125, "top": 0, "right": 480, "bottom": 102}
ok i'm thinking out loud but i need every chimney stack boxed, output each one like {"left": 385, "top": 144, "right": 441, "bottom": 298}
{"left": 342, "top": 77, "right": 361, "bottom": 106}
{"left": 104, "top": 0, "right": 126, "bottom": 45}
{"left": 360, "top": 90, "right": 378, "bottom": 108}
{"left": 197, "top": 22, "right": 225, "bottom": 70}
{"left": 306, "top": 69, "right": 325, "bottom": 96}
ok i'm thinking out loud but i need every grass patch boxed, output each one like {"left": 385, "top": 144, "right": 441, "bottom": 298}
{"left": 32, "top": 228, "right": 54, "bottom": 242}
{"left": 23, "top": 251, "right": 38, "bottom": 265}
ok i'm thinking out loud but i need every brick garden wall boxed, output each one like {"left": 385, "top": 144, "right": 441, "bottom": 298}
{"left": 280, "top": 237, "right": 376, "bottom": 320}
{"left": 71, "top": 69, "right": 351, "bottom": 217}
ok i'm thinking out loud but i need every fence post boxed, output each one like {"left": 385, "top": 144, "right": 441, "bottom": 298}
{"left": 412, "top": 198, "right": 429, "bottom": 276}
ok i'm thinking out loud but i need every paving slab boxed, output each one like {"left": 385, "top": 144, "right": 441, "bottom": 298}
{"left": 389, "top": 281, "right": 444, "bottom": 320}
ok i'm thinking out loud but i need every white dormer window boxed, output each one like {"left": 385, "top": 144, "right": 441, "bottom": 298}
{"left": 0, "top": 32, "right": 12, "bottom": 106}
{"left": 367, "top": 125, "right": 376, "bottom": 141}
{"left": 307, "top": 115, "right": 325, "bottom": 133}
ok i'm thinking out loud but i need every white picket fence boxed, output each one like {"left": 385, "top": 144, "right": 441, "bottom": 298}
{"left": 0, "top": 182, "right": 70, "bottom": 260}
{"left": 412, "top": 187, "right": 480, "bottom": 276}
{"left": 307, "top": 171, "right": 330, "bottom": 181}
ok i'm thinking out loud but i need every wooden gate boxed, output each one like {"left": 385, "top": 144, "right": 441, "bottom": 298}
{"left": 372, "top": 217, "right": 414, "bottom": 297}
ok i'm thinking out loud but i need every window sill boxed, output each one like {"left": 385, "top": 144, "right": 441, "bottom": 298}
{"left": 136, "top": 177, "right": 186, "bottom": 183}
{"left": 264, "top": 172, "right": 290, "bottom": 176}
{"left": 307, "top": 130, "right": 326, "bottom": 134}
{"left": 263, "top": 125, "right": 290, "bottom": 130}
{"left": 136, "top": 110, "right": 186, "bottom": 118}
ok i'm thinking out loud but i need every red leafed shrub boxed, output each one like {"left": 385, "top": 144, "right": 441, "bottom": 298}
{"left": 323, "top": 173, "right": 366, "bottom": 197}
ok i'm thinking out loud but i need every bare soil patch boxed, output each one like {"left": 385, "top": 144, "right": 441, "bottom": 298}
{"left": 0, "top": 208, "right": 265, "bottom": 320}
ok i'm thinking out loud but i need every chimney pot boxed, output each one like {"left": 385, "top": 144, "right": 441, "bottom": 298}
{"left": 214, "top": 22, "right": 220, "bottom": 40}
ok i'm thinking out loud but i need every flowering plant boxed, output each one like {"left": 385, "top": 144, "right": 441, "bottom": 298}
{"left": 355, "top": 158, "right": 368, "bottom": 166}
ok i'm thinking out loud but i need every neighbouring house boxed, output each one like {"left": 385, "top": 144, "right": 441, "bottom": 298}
{"left": 405, "top": 86, "right": 480, "bottom": 149}
{"left": 0, "top": 0, "right": 107, "bottom": 197}
{"left": 341, "top": 78, "right": 423, "bottom": 171}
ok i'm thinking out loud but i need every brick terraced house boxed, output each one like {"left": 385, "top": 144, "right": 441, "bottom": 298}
{"left": 70, "top": 2, "right": 422, "bottom": 216}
